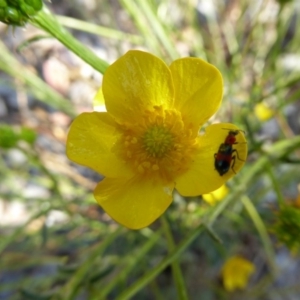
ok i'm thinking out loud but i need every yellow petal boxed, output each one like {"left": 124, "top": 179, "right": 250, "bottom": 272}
{"left": 254, "top": 102, "right": 274, "bottom": 121}
{"left": 222, "top": 256, "right": 255, "bottom": 292}
{"left": 67, "top": 112, "right": 132, "bottom": 178}
{"left": 93, "top": 87, "right": 106, "bottom": 112}
{"left": 102, "top": 50, "right": 174, "bottom": 123}
{"left": 175, "top": 123, "right": 247, "bottom": 196}
{"left": 94, "top": 177, "right": 174, "bottom": 229}
{"left": 202, "top": 184, "right": 229, "bottom": 206}
{"left": 169, "top": 57, "right": 223, "bottom": 127}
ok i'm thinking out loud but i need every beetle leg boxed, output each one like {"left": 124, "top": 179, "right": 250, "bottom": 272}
{"left": 231, "top": 155, "right": 236, "bottom": 174}
{"left": 232, "top": 149, "right": 245, "bottom": 162}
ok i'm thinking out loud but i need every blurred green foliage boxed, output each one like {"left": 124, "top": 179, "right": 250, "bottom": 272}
{"left": 0, "top": 125, "right": 36, "bottom": 148}
{"left": 272, "top": 204, "right": 300, "bottom": 253}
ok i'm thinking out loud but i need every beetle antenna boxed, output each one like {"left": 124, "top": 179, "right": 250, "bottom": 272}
{"left": 221, "top": 128, "right": 246, "bottom": 135}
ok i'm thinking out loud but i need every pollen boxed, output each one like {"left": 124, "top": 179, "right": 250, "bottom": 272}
{"left": 115, "top": 106, "right": 199, "bottom": 182}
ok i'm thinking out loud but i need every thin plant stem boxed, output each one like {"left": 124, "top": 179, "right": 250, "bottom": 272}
{"left": 265, "top": 160, "right": 285, "bottom": 206}
{"left": 0, "top": 40, "right": 75, "bottom": 117}
{"left": 98, "top": 229, "right": 163, "bottom": 299}
{"left": 241, "top": 195, "right": 277, "bottom": 274}
{"left": 60, "top": 227, "right": 124, "bottom": 300}
{"left": 56, "top": 15, "right": 143, "bottom": 44}
{"left": 120, "top": 0, "right": 163, "bottom": 56}
{"left": 136, "top": 0, "right": 179, "bottom": 60}
{"left": 31, "top": 7, "right": 109, "bottom": 74}
{"left": 116, "top": 223, "right": 204, "bottom": 300}
{"left": 161, "top": 215, "right": 189, "bottom": 300}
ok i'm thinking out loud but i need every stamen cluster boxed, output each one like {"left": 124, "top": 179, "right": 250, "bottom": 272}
{"left": 116, "top": 106, "right": 198, "bottom": 182}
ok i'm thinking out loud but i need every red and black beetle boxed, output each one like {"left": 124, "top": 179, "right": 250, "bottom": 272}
{"left": 214, "top": 130, "right": 245, "bottom": 176}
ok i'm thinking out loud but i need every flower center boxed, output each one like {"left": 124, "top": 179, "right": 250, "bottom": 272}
{"left": 142, "top": 125, "right": 174, "bottom": 158}
{"left": 115, "top": 106, "right": 198, "bottom": 183}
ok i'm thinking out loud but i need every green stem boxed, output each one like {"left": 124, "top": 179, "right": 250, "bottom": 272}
{"left": 56, "top": 15, "right": 143, "bottom": 44}
{"left": 31, "top": 7, "right": 109, "bottom": 74}
{"left": 0, "top": 40, "right": 75, "bottom": 117}
{"left": 0, "top": 204, "right": 54, "bottom": 254}
{"left": 161, "top": 215, "right": 189, "bottom": 300}
{"left": 136, "top": 0, "right": 179, "bottom": 60}
{"left": 98, "top": 229, "right": 163, "bottom": 299}
{"left": 116, "top": 223, "right": 204, "bottom": 300}
{"left": 265, "top": 160, "right": 285, "bottom": 206}
{"left": 60, "top": 227, "right": 123, "bottom": 300}
{"left": 120, "top": 0, "right": 163, "bottom": 55}
{"left": 241, "top": 196, "right": 277, "bottom": 274}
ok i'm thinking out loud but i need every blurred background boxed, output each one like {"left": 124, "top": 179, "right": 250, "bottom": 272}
{"left": 0, "top": 0, "right": 300, "bottom": 299}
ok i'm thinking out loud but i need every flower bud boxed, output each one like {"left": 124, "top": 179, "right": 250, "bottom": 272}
{"left": 0, "top": 0, "right": 43, "bottom": 26}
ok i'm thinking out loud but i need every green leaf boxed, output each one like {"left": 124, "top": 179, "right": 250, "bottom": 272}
{"left": 0, "top": 124, "right": 19, "bottom": 148}
{"left": 20, "top": 127, "right": 37, "bottom": 145}
{"left": 0, "top": 125, "right": 37, "bottom": 148}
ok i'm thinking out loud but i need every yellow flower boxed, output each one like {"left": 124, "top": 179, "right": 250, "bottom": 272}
{"left": 254, "top": 102, "right": 274, "bottom": 121}
{"left": 202, "top": 184, "right": 229, "bottom": 206}
{"left": 222, "top": 256, "right": 255, "bottom": 292}
{"left": 67, "top": 50, "right": 247, "bottom": 229}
